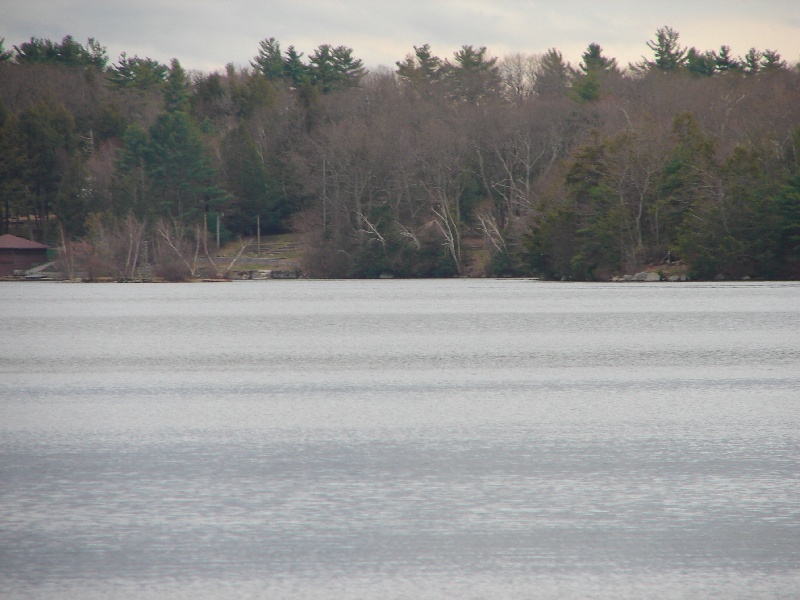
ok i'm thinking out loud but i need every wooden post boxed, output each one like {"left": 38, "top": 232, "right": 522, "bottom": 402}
{"left": 203, "top": 213, "right": 208, "bottom": 255}
{"left": 257, "top": 215, "right": 261, "bottom": 257}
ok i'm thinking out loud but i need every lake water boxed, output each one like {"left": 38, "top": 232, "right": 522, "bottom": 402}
{"left": 1, "top": 280, "right": 799, "bottom": 599}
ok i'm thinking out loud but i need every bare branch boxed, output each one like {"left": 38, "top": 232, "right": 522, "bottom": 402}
{"left": 220, "top": 238, "right": 252, "bottom": 277}
{"left": 358, "top": 212, "right": 386, "bottom": 247}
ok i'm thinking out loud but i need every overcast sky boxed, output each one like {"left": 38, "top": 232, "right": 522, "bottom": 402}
{"left": 2, "top": 1, "right": 799, "bottom": 73}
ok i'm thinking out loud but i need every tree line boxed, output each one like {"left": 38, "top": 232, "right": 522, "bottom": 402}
{"left": 0, "top": 28, "right": 798, "bottom": 280}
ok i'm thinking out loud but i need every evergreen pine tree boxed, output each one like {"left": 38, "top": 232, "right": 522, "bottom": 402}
{"left": 634, "top": 26, "right": 687, "bottom": 73}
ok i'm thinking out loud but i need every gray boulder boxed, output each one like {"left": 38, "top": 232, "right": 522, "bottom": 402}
{"left": 633, "top": 271, "right": 661, "bottom": 282}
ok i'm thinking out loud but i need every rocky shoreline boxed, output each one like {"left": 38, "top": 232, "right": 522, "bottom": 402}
{"left": 612, "top": 271, "right": 689, "bottom": 282}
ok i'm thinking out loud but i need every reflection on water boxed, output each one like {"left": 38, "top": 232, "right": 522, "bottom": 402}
{"left": 1, "top": 281, "right": 799, "bottom": 599}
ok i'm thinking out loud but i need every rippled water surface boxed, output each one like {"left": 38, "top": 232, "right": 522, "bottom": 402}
{"left": 2, "top": 280, "right": 799, "bottom": 598}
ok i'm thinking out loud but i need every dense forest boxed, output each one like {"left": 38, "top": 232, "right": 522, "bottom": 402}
{"left": 1, "top": 28, "right": 799, "bottom": 280}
